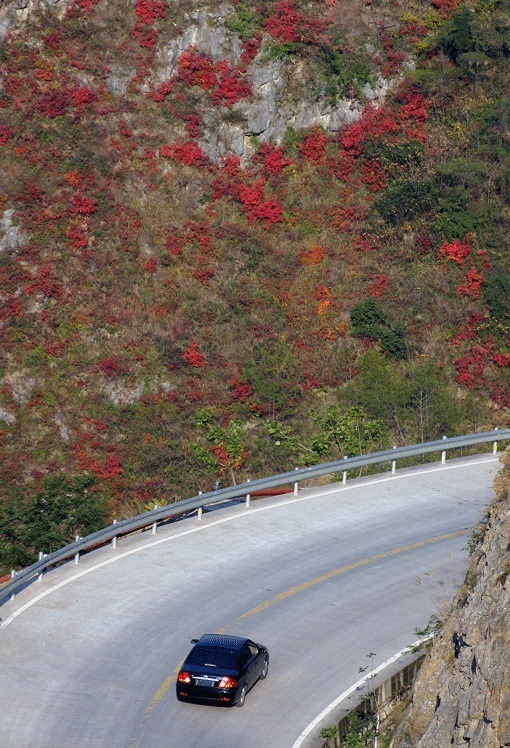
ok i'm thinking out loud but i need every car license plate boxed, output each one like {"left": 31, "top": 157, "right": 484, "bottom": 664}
{"left": 194, "top": 677, "right": 215, "bottom": 687}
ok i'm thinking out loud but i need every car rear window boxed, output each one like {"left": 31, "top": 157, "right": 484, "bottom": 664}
{"left": 187, "top": 646, "right": 239, "bottom": 669}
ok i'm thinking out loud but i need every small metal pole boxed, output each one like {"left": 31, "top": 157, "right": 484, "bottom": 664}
{"left": 112, "top": 519, "right": 117, "bottom": 549}
{"left": 245, "top": 479, "right": 251, "bottom": 508}
{"left": 391, "top": 446, "right": 396, "bottom": 475}
{"left": 197, "top": 507, "right": 203, "bottom": 521}
{"left": 11, "top": 570, "right": 15, "bottom": 579}
{"left": 293, "top": 467, "right": 299, "bottom": 496}
{"left": 341, "top": 456, "right": 347, "bottom": 485}
{"left": 152, "top": 505, "right": 158, "bottom": 534}
{"left": 493, "top": 427, "right": 499, "bottom": 455}
{"left": 74, "top": 535, "right": 80, "bottom": 564}
{"left": 441, "top": 435, "right": 447, "bottom": 464}
{"left": 37, "top": 552, "right": 45, "bottom": 582}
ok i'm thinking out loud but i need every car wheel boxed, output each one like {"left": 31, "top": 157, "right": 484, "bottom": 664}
{"left": 259, "top": 657, "right": 269, "bottom": 680}
{"left": 236, "top": 685, "right": 246, "bottom": 707}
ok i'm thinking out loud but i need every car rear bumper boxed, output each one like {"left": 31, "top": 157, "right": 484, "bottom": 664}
{"left": 176, "top": 685, "right": 238, "bottom": 704}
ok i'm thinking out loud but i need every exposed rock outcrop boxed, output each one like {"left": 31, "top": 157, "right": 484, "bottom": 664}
{"left": 391, "top": 448, "right": 510, "bottom": 748}
{"left": 1, "top": 0, "right": 396, "bottom": 162}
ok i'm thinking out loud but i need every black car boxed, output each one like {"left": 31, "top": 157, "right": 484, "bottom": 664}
{"left": 176, "top": 633, "right": 269, "bottom": 707}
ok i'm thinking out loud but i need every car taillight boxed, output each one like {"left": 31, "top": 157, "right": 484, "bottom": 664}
{"left": 218, "top": 676, "right": 237, "bottom": 689}
{"left": 177, "top": 671, "right": 191, "bottom": 684}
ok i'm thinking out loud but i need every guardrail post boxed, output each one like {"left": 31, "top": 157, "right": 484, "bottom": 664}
{"left": 441, "top": 435, "right": 447, "bottom": 464}
{"left": 391, "top": 446, "right": 397, "bottom": 475}
{"left": 112, "top": 519, "right": 118, "bottom": 549}
{"left": 152, "top": 505, "right": 158, "bottom": 534}
{"left": 342, "top": 456, "right": 348, "bottom": 485}
{"left": 245, "top": 479, "right": 251, "bottom": 508}
{"left": 37, "top": 552, "right": 46, "bottom": 582}
{"left": 11, "top": 570, "right": 15, "bottom": 579}
{"left": 197, "top": 493, "right": 203, "bottom": 521}
{"left": 74, "top": 536, "right": 81, "bottom": 564}
{"left": 293, "top": 467, "right": 299, "bottom": 496}
{"left": 493, "top": 427, "right": 499, "bottom": 455}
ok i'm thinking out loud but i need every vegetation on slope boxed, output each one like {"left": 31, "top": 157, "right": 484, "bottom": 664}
{"left": 0, "top": 0, "right": 509, "bottom": 572}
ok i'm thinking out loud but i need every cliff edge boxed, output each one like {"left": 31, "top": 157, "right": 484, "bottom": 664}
{"left": 392, "top": 447, "right": 510, "bottom": 748}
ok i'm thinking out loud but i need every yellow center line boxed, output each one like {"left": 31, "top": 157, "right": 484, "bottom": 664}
{"left": 132, "top": 527, "right": 467, "bottom": 742}
{"left": 237, "top": 528, "right": 468, "bottom": 620}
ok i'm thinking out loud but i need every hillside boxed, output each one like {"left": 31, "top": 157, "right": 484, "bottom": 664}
{"left": 391, "top": 447, "right": 510, "bottom": 747}
{"left": 0, "top": 0, "right": 509, "bottom": 571}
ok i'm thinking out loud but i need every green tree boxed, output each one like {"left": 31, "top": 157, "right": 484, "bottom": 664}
{"left": 1, "top": 473, "right": 108, "bottom": 571}
{"left": 192, "top": 410, "right": 248, "bottom": 485}
{"left": 244, "top": 342, "right": 302, "bottom": 417}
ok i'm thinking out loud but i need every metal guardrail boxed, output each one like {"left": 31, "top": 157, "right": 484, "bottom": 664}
{"left": 1, "top": 429, "right": 509, "bottom": 606}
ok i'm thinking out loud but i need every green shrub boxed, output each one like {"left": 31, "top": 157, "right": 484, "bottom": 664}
{"left": 224, "top": 3, "right": 262, "bottom": 39}
{"left": 374, "top": 180, "right": 435, "bottom": 225}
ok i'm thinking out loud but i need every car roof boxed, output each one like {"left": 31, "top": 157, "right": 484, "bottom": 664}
{"left": 194, "top": 634, "right": 250, "bottom": 651}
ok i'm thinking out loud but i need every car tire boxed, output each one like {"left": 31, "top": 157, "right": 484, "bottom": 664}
{"left": 259, "top": 657, "right": 269, "bottom": 680}
{"left": 236, "top": 685, "right": 246, "bottom": 707}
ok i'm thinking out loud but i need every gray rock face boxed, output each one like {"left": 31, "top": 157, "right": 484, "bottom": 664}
{"left": 391, "top": 448, "right": 510, "bottom": 748}
{"left": 153, "top": 5, "right": 395, "bottom": 162}
{"left": 0, "top": 209, "right": 26, "bottom": 254}
{"left": 2, "top": 0, "right": 396, "bottom": 161}
{"left": 0, "top": 0, "right": 65, "bottom": 40}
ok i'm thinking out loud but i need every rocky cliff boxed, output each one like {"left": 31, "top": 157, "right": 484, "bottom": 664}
{"left": 392, "top": 448, "right": 510, "bottom": 748}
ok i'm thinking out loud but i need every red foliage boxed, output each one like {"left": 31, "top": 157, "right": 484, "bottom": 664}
{"left": 135, "top": 0, "right": 166, "bottom": 24}
{"left": 454, "top": 345, "right": 488, "bottom": 387}
{"left": 229, "top": 375, "right": 253, "bottom": 403}
{"left": 240, "top": 33, "right": 262, "bottom": 67}
{"left": 456, "top": 266, "right": 484, "bottom": 300}
{"left": 71, "top": 192, "right": 99, "bottom": 215}
{"left": 148, "top": 80, "right": 174, "bottom": 102}
{"left": 37, "top": 90, "right": 69, "bottom": 118}
{"left": 252, "top": 142, "right": 293, "bottom": 175}
{"left": 98, "top": 358, "right": 128, "bottom": 376}
{"left": 0, "top": 124, "right": 13, "bottom": 144}
{"left": 366, "top": 273, "right": 389, "bottom": 297}
{"left": 69, "top": 85, "right": 96, "bottom": 107}
{"left": 449, "top": 312, "right": 486, "bottom": 346}
{"left": 299, "top": 243, "right": 326, "bottom": 266}
{"left": 161, "top": 141, "right": 208, "bottom": 167}
{"left": 44, "top": 340, "right": 68, "bottom": 357}
{"left": 264, "top": 1, "right": 326, "bottom": 44}
{"left": 181, "top": 113, "right": 201, "bottom": 139}
{"left": 213, "top": 61, "right": 252, "bottom": 106}
{"left": 143, "top": 258, "right": 157, "bottom": 272}
{"left": 166, "top": 234, "right": 184, "bottom": 256}
{"left": 25, "top": 266, "right": 63, "bottom": 299}
{"left": 182, "top": 341, "right": 207, "bottom": 367}
{"left": 431, "top": 0, "right": 459, "bottom": 17}
{"left": 131, "top": 22, "right": 157, "bottom": 48}
{"left": 238, "top": 179, "right": 283, "bottom": 224}
{"left": 66, "top": 223, "right": 89, "bottom": 249}
{"left": 177, "top": 49, "right": 216, "bottom": 89}
{"left": 438, "top": 235, "right": 471, "bottom": 265}
{"left": 175, "top": 49, "right": 251, "bottom": 106}
{"left": 68, "top": 0, "right": 100, "bottom": 14}
{"left": 299, "top": 127, "right": 329, "bottom": 164}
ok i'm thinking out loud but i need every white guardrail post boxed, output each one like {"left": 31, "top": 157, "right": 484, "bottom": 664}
{"left": 391, "top": 446, "right": 397, "bottom": 475}
{"left": 245, "top": 479, "right": 251, "bottom": 508}
{"left": 441, "top": 435, "right": 447, "bottom": 464}
{"left": 342, "top": 456, "right": 348, "bottom": 485}
{"left": 2, "top": 429, "right": 509, "bottom": 606}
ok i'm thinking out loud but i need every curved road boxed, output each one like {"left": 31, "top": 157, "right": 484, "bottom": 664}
{"left": 0, "top": 455, "right": 500, "bottom": 748}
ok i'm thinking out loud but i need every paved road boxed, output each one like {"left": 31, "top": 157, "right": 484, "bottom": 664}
{"left": 0, "top": 455, "right": 500, "bottom": 748}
